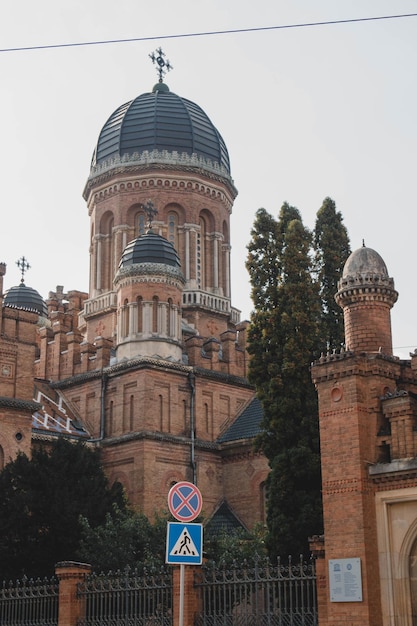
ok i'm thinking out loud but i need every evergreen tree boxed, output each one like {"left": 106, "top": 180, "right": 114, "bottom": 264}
{"left": 246, "top": 207, "right": 281, "bottom": 311}
{"left": 246, "top": 203, "right": 323, "bottom": 558}
{"left": 314, "top": 197, "right": 351, "bottom": 351}
{"left": 76, "top": 506, "right": 167, "bottom": 572}
{"left": 0, "top": 439, "right": 125, "bottom": 580}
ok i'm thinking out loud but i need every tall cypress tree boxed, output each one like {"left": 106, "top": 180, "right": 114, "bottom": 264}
{"left": 314, "top": 197, "right": 351, "bottom": 352}
{"left": 246, "top": 203, "right": 323, "bottom": 558}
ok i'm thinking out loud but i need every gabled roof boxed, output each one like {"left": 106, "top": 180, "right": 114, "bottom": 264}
{"left": 205, "top": 500, "right": 247, "bottom": 537}
{"left": 217, "top": 396, "right": 263, "bottom": 443}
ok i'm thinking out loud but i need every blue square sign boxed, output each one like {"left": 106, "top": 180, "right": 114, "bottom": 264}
{"left": 166, "top": 522, "right": 203, "bottom": 565}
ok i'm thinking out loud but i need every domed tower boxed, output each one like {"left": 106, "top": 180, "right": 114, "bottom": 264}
{"left": 114, "top": 209, "right": 185, "bottom": 362}
{"left": 335, "top": 243, "right": 398, "bottom": 355}
{"left": 81, "top": 51, "right": 238, "bottom": 348}
{"left": 3, "top": 256, "right": 47, "bottom": 318}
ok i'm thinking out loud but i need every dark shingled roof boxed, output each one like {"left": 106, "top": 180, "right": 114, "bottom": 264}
{"left": 217, "top": 397, "right": 263, "bottom": 443}
{"left": 119, "top": 232, "right": 181, "bottom": 269}
{"left": 92, "top": 85, "right": 231, "bottom": 174}
{"left": 3, "top": 283, "right": 47, "bottom": 317}
{"left": 205, "top": 501, "right": 246, "bottom": 537}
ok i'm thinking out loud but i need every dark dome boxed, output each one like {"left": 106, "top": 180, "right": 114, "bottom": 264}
{"left": 3, "top": 283, "right": 47, "bottom": 316}
{"left": 92, "top": 84, "right": 230, "bottom": 174}
{"left": 342, "top": 245, "right": 389, "bottom": 280}
{"left": 119, "top": 232, "right": 181, "bottom": 270}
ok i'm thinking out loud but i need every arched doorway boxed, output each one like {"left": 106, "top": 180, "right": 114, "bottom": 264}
{"left": 410, "top": 538, "right": 417, "bottom": 624}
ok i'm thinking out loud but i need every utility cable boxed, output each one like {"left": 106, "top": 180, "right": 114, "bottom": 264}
{"left": 0, "top": 13, "right": 416, "bottom": 54}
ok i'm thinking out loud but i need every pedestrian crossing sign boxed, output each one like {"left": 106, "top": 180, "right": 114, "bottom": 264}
{"left": 166, "top": 522, "right": 203, "bottom": 565}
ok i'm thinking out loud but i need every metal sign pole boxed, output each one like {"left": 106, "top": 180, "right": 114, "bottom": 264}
{"left": 179, "top": 564, "right": 184, "bottom": 626}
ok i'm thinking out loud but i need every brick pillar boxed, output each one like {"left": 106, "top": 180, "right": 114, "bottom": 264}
{"left": 309, "top": 535, "right": 328, "bottom": 626}
{"left": 55, "top": 561, "right": 91, "bottom": 626}
{"left": 172, "top": 565, "right": 200, "bottom": 626}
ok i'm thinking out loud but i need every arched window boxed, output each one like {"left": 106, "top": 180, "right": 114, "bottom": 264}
{"left": 107, "top": 217, "right": 114, "bottom": 286}
{"left": 122, "top": 298, "right": 129, "bottom": 337}
{"left": 183, "top": 399, "right": 187, "bottom": 432}
{"left": 410, "top": 537, "right": 417, "bottom": 620}
{"left": 137, "top": 296, "right": 143, "bottom": 333}
{"left": 129, "top": 394, "right": 134, "bottom": 431}
{"left": 97, "top": 211, "right": 114, "bottom": 292}
{"left": 108, "top": 401, "right": 114, "bottom": 436}
{"left": 136, "top": 212, "right": 146, "bottom": 237}
{"left": 159, "top": 394, "right": 164, "bottom": 431}
{"left": 152, "top": 296, "right": 159, "bottom": 333}
{"left": 222, "top": 220, "right": 229, "bottom": 296}
{"left": 197, "top": 217, "right": 206, "bottom": 289}
{"left": 167, "top": 212, "right": 178, "bottom": 250}
{"left": 204, "top": 403, "right": 209, "bottom": 434}
{"left": 167, "top": 298, "right": 173, "bottom": 337}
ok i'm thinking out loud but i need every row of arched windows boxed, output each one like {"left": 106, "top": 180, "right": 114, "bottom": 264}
{"left": 93, "top": 204, "right": 230, "bottom": 294}
{"left": 120, "top": 296, "right": 177, "bottom": 339}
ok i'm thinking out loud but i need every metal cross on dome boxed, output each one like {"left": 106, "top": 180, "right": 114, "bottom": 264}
{"left": 142, "top": 200, "right": 158, "bottom": 231}
{"left": 16, "top": 256, "right": 31, "bottom": 284}
{"left": 149, "top": 47, "right": 173, "bottom": 82}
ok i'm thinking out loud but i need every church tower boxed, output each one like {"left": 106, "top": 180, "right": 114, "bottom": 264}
{"left": 80, "top": 51, "right": 238, "bottom": 352}
{"left": 22, "top": 51, "right": 266, "bottom": 527}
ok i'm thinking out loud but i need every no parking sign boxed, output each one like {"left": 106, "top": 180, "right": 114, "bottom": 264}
{"left": 168, "top": 481, "right": 203, "bottom": 522}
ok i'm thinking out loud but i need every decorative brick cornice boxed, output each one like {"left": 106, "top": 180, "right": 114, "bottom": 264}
{"left": 114, "top": 263, "right": 185, "bottom": 287}
{"left": 51, "top": 356, "right": 252, "bottom": 390}
{"left": 311, "top": 351, "right": 400, "bottom": 384}
{"left": 100, "top": 429, "right": 222, "bottom": 451}
{"left": 335, "top": 274, "right": 398, "bottom": 309}
{"left": 323, "top": 477, "right": 373, "bottom": 495}
{"left": 83, "top": 151, "right": 237, "bottom": 207}
{"left": 369, "top": 458, "right": 417, "bottom": 479}
{"left": 220, "top": 447, "right": 263, "bottom": 463}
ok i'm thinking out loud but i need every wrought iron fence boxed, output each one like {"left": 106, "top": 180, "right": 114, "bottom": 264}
{"left": 76, "top": 566, "right": 173, "bottom": 626}
{"left": 0, "top": 575, "right": 59, "bottom": 626}
{"left": 194, "top": 555, "right": 317, "bottom": 626}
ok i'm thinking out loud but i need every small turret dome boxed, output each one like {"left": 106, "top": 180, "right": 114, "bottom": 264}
{"left": 119, "top": 232, "right": 181, "bottom": 270}
{"left": 3, "top": 283, "right": 47, "bottom": 317}
{"left": 342, "top": 245, "right": 389, "bottom": 280}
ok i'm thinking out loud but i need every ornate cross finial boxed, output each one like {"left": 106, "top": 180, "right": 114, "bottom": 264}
{"left": 142, "top": 200, "right": 158, "bottom": 231}
{"left": 149, "top": 47, "right": 173, "bottom": 82}
{"left": 16, "top": 256, "right": 31, "bottom": 284}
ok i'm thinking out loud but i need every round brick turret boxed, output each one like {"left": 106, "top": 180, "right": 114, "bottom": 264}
{"left": 335, "top": 244, "right": 398, "bottom": 355}
{"left": 114, "top": 231, "right": 185, "bottom": 362}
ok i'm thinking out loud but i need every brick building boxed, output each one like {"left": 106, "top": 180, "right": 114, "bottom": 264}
{"left": 0, "top": 67, "right": 268, "bottom": 531}
{"left": 312, "top": 244, "right": 417, "bottom": 625}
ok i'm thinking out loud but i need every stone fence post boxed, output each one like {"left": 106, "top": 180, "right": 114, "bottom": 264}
{"left": 55, "top": 561, "right": 92, "bottom": 626}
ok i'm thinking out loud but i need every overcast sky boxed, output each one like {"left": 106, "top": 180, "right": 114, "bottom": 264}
{"left": 0, "top": 0, "right": 416, "bottom": 357}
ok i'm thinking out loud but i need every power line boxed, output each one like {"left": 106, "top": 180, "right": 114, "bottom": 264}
{"left": 0, "top": 13, "right": 416, "bottom": 54}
